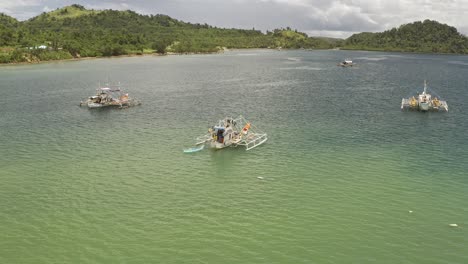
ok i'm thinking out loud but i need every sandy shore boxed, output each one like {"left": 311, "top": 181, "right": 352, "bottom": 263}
{"left": 0, "top": 50, "right": 226, "bottom": 66}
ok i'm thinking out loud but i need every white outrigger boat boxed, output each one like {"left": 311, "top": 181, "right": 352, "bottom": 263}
{"left": 338, "top": 59, "right": 354, "bottom": 67}
{"left": 401, "top": 81, "right": 448, "bottom": 112}
{"left": 185, "top": 116, "right": 268, "bottom": 152}
{"left": 80, "top": 82, "right": 140, "bottom": 109}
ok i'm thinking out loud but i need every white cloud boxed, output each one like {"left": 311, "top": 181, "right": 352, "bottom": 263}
{"left": 0, "top": 0, "right": 45, "bottom": 19}
{"left": 86, "top": 2, "right": 131, "bottom": 11}
{"left": 0, "top": 0, "right": 41, "bottom": 9}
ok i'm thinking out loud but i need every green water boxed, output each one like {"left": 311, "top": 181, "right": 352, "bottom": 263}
{"left": 1, "top": 50, "right": 467, "bottom": 263}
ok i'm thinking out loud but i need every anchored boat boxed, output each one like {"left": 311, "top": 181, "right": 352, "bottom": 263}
{"left": 185, "top": 116, "right": 268, "bottom": 152}
{"left": 80, "top": 82, "right": 141, "bottom": 109}
{"left": 401, "top": 81, "right": 448, "bottom": 112}
{"left": 338, "top": 59, "right": 354, "bottom": 67}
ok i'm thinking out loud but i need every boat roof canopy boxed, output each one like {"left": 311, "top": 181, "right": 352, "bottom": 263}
{"left": 99, "top": 87, "right": 121, "bottom": 93}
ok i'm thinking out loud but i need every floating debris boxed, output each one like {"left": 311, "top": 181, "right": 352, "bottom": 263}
{"left": 449, "top": 224, "right": 458, "bottom": 227}
{"left": 408, "top": 210, "right": 413, "bottom": 213}
{"left": 257, "top": 176, "right": 264, "bottom": 180}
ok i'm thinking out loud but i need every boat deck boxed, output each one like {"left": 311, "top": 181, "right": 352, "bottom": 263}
{"left": 195, "top": 116, "right": 268, "bottom": 151}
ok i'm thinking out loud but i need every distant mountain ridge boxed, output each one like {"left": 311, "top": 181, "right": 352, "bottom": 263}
{"left": 343, "top": 20, "right": 468, "bottom": 53}
{"left": 1, "top": 5, "right": 468, "bottom": 64}
{"left": 0, "top": 5, "right": 332, "bottom": 63}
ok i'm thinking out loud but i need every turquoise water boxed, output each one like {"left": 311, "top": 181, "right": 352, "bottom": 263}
{"left": 1, "top": 50, "right": 467, "bottom": 263}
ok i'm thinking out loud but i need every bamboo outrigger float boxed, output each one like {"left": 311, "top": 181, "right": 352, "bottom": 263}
{"left": 184, "top": 116, "right": 268, "bottom": 152}
{"left": 401, "top": 81, "right": 448, "bottom": 112}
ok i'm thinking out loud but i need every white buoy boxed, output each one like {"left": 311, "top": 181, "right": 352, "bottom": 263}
{"left": 449, "top": 224, "right": 458, "bottom": 227}
{"left": 257, "top": 176, "right": 264, "bottom": 180}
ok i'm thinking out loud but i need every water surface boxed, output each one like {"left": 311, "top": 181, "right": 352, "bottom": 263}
{"left": 1, "top": 50, "right": 467, "bottom": 263}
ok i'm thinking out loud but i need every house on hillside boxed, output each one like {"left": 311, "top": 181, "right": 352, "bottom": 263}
{"left": 28, "top": 45, "right": 49, "bottom": 50}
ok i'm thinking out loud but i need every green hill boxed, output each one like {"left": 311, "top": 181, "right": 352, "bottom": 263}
{"left": 343, "top": 20, "right": 468, "bottom": 53}
{"left": 0, "top": 5, "right": 333, "bottom": 63}
{"left": 46, "top": 4, "right": 100, "bottom": 19}
{"left": 0, "top": 13, "right": 19, "bottom": 46}
{"left": 267, "top": 28, "right": 332, "bottom": 49}
{"left": 0, "top": 13, "right": 18, "bottom": 26}
{"left": 3, "top": 6, "right": 465, "bottom": 64}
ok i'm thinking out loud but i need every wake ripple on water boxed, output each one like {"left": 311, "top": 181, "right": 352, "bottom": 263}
{"left": 354, "top": 56, "right": 388, "bottom": 61}
{"left": 280, "top": 66, "right": 324, "bottom": 71}
{"left": 447, "top": 60, "right": 468, "bottom": 66}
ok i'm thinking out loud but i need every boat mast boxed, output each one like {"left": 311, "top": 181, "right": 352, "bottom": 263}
{"left": 423, "top": 80, "right": 427, "bottom": 95}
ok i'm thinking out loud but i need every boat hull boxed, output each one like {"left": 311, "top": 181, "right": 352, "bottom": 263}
{"left": 87, "top": 102, "right": 105, "bottom": 108}
{"left": 210, "top": 141, "right": 231, "bottom": 149}
{"left": 419, "top": 102, "right": 430, "bottom": 111}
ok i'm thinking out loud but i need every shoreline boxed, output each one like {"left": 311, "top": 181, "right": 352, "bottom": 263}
{"left": 0, "top": 50, "right": 226, "bottom": 66}
{"left": 0, "top": 48, "right": 334, "bottom": 66}
{"left": 3, "top": 47, "right": 464, "bottom": 67}
{"left": 339, "top": 47, "right": 467, "bottom": 56}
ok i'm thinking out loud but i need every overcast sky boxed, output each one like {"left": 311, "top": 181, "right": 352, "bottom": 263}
{"left": 1, "top": 0, "right": 468, "bottom": 38}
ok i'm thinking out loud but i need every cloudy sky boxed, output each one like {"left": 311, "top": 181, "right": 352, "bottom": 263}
{"left": 1, "top": 0, "right": 468, "bottom": 38}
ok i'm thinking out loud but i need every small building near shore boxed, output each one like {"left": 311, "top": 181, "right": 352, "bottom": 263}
{"left": 28, "top": 45, "right": 49, "bottom": 50}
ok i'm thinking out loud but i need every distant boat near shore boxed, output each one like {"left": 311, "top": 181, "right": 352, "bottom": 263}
{"left": 338, "top": 59, "right": 354, "bottom": 67}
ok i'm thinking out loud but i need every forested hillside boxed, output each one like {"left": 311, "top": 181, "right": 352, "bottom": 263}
{"left": 0, "top": 5, "right": 333, "bottom": 63}
{"left": 343, "top": 20, "right": 468, "bottom": 53}
{"left": 2, "top": 6, "right": 468, "bottom": 64}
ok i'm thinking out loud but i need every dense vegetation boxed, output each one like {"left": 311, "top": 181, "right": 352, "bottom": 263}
{"left": 343, "top": 20, "right": 468, "bottom": 54}
{"left": 0, "top": 4, "right": 333, "bottom": 63}
{"left": 2, "top": 6, "right": 468, "bottom": 64}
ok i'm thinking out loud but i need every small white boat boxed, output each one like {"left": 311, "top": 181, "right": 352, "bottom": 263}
{"left": 192, "top": 116, "right": 268, "bottom": 151}
{"left": 80, "top": 82, "right": 140, "bottom": 109}
{"left": 401, "top": 80, "right": 448, "bottom": 112}
{"left": 338, "top": 59, "right": 354, "bottom": 67}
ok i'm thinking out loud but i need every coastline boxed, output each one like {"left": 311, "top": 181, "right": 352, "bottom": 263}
{"left": 0, "top": 50, "right": 228, "bottom": 66}
{"left": 339, "top": 47, "right": 467, "bottom": 56}
{"left": 3, "top": 47, "right": 466, "bottom": 67}
{"left": 0, "top": 48, "right": 343, "bottom": 66}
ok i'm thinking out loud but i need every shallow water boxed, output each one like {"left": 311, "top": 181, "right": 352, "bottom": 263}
{"left": 1, "top": 50, "right": 467, "bottom": 263}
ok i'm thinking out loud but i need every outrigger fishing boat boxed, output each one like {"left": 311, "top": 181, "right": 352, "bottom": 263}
{"left": 184, "top": 116, "right": 268, "bottom": 152}
{"left": 80, "top": 82, "right": 140, "bottom": 109}
{"left": 338, "top": 59, "right": 354, "bottom": 67}
{"left": 401, "top": 81, "right": 448, "bottom": 112}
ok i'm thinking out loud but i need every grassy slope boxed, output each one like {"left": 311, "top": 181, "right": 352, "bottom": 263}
{"left": 45, "top": 5, "right": 101, "bottom": 19}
